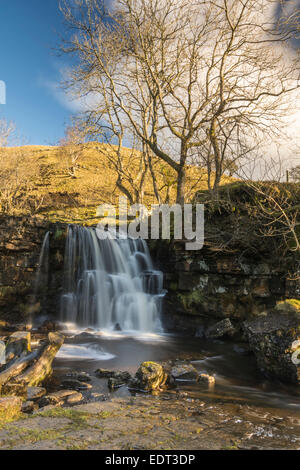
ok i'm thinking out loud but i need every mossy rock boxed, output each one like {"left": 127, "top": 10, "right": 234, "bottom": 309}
{"left": 275, "top": 299, "right": 300, "bottom": 314}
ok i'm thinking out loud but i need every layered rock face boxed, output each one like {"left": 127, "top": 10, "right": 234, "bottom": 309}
{"left": 0, "top": 216, "right": 66, "bottom": 323}
{"left": 150, "top": 240, "right": 300, "bottom": 334}
{"left": 243, "top": 309, "right": 300, "bottom": 384}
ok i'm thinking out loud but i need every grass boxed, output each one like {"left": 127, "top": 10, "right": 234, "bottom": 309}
{"left": 0, "top": 142, "right": 234, "bottom": 224}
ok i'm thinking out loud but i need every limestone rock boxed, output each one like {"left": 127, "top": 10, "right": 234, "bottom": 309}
{"left": 243, "top": 311, "right": 300, "bottom": 384}
{"left": 198, "top": 373, "right": 215, "bottom": 386}
{"left": 65, "top": 371, "right": 91, "bottom": 382}
{"left": 130, "top": 362, "right": 169, "bottom": 392}
{"left": 22, "top": 401, "right": 38, "bottom": 414}
{"left": 171, "top": 364, "right": 199, "bottom": 381}
{"left": 39, "top": 389, "right": 83, "bottom": 407}
{"left": 61, "top": 379, "right": 92, "bottom": 391}
{"left": 108, "top": 377, "right": 125, "bottom": 391}
{"left": 65, "top": 392, "right": 83, "bottom": 405}
{"left": 96, "top": 368, "right": 131, "bottom": 383}
{"left": 206, "top": 319, "right": 236, "bottom": 339}
{"left": 27, "top": 386, "right": 47, "bottom": 401}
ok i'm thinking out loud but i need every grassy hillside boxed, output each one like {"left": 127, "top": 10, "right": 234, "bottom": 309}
{"left": 0, "top": 142, "right": 233, "bottom": 224}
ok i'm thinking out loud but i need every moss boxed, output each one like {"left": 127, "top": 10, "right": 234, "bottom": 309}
{"left": 38, "top": 407, "right": 91, "bottom": 428}
{"left": 275, "top": 299, "right": 300, "bottom": 314}
{"left": 177, "top": 290, "right": 205, "bottom": 311}
{"left": 53, "top": 227, "right": 66, "bottom": 240}
{"left": 0, "top": 406, "right": 24, "bottom": 429}
{"left": 0, "top": 286, "right": 16, "bottom": 299}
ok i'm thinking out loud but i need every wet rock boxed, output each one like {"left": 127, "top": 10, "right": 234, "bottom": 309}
{"left": 243, "top": 309, "right": 300, "bottom": 384}
{"left": 96, "top": 368, "right": 131, "bottom": 382}
{"left": 130, "top": 362, "right": 169, "bottom": 392}
{"left": 61, "top": 379, "right": 92, "bottom": 391}
{"left": 84, "top": 328, "right": 96, "bottom": 333}
{"left": 39, "top": 389, "right": 83, "bottom": 407}
{"left": 65, "top": 392, "right": 83, "bottom": 405}
{"left": 22, "top": 401, "right": 38, "bottom": 414}
{"left": 198, "top": 373, "right": 216, "bottom": 386}
{"left": 65, "top": 371, "right": 91, "bottom": 382}
{"left": 171, "top": 363, "right": 199, "bottom": 382}
{"left": 38, "top": 395, "right": 64, "bottom": 408}
{"left": 108, "top": 377, "right": 125, "bottom": 391}
{"left": 33, "top": 404, "right": 59, "bottom": 414}
{"left": 74, "top": 332, "right": 95, "bottom": 340}
{"left": 233, "top": 344, "right": 251, "bottom": 356}
{"left": 206, "top": 319, "right": 236, "bottom": 339}
{"left": 39, "top": 320, "right": 64, "bottom": 333}
{"left": 27, "top": 386, "right": 47, "bottom": 401}
{"left": 114, "top": 323, "right": 122, "bottom": 331}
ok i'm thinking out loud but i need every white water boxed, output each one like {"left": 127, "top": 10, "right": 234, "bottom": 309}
{"left": 60, "top": 226, "right": 164, "bottom": 332}
{"left": 57, "top": 344, "right": 116, "bottom": 361}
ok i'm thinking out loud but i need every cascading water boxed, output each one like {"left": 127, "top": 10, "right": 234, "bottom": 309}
{"left": 60, "top": 225, "right": 164, "bottom": 332}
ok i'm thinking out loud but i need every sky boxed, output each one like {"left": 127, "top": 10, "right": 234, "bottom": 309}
{"left": 0, "top": 0, "right": 299, "bottom": 147}
{"left": 0, "top": 0, "right": 76, "bottom": 145}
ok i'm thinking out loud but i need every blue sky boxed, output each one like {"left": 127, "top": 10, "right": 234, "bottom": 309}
{"left": 0, "top": 0, "right": 298, "bottom": 146}
{"left": 0, "top": 0, "right": 75, "bottom": 145}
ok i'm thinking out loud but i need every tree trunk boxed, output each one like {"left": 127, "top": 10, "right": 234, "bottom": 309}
{"left": 16, "top": 333, "right": 64, "bottom": 387}
{"left": 0, "top": 350, "right": 39, "bottom": 388}
{"left": 176, "top": 166, "right": 186, "bottom": 206}
{"left": 0, "top": 333, "right": 64, "bottom": 390}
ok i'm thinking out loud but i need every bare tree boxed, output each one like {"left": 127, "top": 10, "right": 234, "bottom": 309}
{"left": 60, "top": 0, "right": 300, "bottom": 203}
{"left": 0, "top": 119, "right": 15, "bottom": 147}
{"left": 59, "top": 123, "right": 85, "bottom": 178}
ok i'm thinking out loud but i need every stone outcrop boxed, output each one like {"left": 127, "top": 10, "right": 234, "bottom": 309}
{"left": 243, "top": 308, "right": 300, "bottom": 384}
{"left": 130, "top": 362, "right": 169, "bottom": 392}
{"left": 150, "top": 239, "right": 300, "bottom": 334}
{"left": 171, "top": 363, "right": 199, "bottom": 381}
{"left": 0, "top": 216, "right": 66, "bottom": 324}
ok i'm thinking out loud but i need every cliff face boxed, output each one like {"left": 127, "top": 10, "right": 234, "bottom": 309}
{"left": 150, "top": 239, "right": 300, "bottom": 334}
{"left": 0, "top": 216, "right": 299, "bottom": 334}
{"left": 0, "top": 216, "right": 66, "bottom": 324}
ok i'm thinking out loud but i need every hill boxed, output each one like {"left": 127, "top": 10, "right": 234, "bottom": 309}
{"left": 0, "top": 142, "right": 234, "bottom": 224}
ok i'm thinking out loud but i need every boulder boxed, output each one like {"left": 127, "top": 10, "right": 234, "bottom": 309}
{"left": 206, "top": 319, "right": 236, "bottom": 339}
{"left": 108, "top": 377, "right": 125, "bottom": 391}
{"left": 243, "top": 309, "right": 300, "bottom": 384}
{"left": 130, "top": 362, "right": 169, "bottom": 392}
{"left": 22, "top": 401, "right": 38, "bottom": 414}
{"left": 198, "top": 373, "right": 215, "bottom": 386}
{"left": 96, "top": 368, "right": 131, "bottom": 383}
{"left": 39, "top": 390, "right": 83, "bottom": 407}
{"left": 39, "top": 320, "right": 64, "bottom": 333}
{"left": 114, "top": 323, "right": 122, "bottom": 331}
{"left": 65, "top": 371, "right": 91, "bottom": 382}
{"left": 65, "top": 392, "right": 83, "bottom": 405}
{"left": 171, "top": 363, "right": 199, "bottom": 381}
{"left": 61, "top": 379, "right": 92, "bottom": 391}
{"left": 27, "top": 386, "right": 47, "bottom": 401}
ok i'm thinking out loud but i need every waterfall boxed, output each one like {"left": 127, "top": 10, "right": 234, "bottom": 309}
{"left": 60, "top": 225, "right": 164, "bottom": 332}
